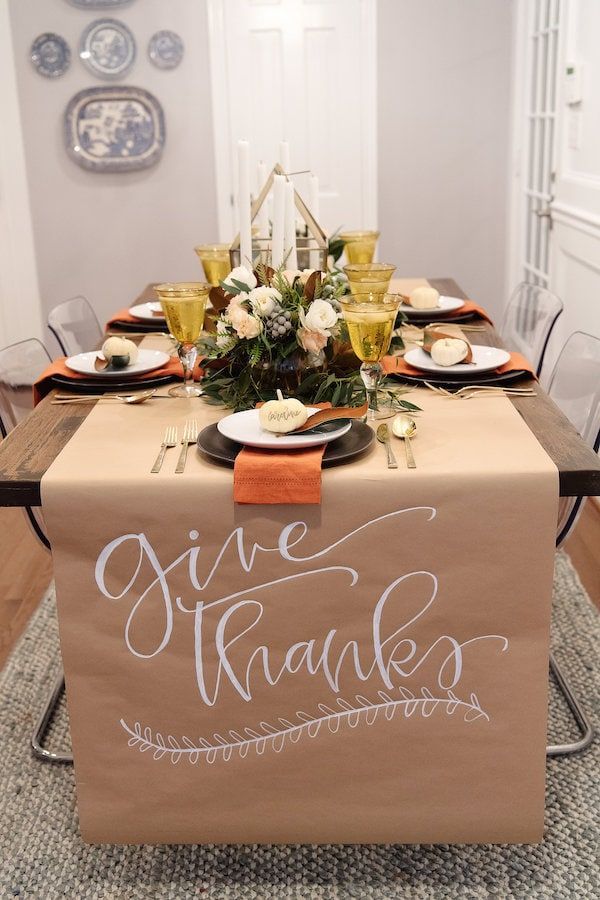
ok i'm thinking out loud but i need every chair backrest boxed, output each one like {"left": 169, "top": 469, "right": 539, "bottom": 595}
{"left": 547, "top": 331, "right": 600, "bottom": 546}
{"left": 47, "top": 295, "right": 102, "bottom": 356}
{"left": 500, "top": 282, "right": 563, "bottom": 376}
{"left": 0, "top": 338, "right": 51, "bottom": 436}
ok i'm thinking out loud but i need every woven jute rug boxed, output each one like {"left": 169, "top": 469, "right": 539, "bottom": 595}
{"left": 0, "top": 552, "right": 598, "bottom": 899}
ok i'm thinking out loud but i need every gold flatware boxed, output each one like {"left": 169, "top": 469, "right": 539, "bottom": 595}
{"left": 175, "top": 420, "right": 199, "bottom": 474}
{"left": 150, "top": 426, "right": 178, "bottom": 473}
{"left": 376, "top": 423, "right": 398, "bottom": 469}
{"left": 51, "top": 390, "right": 166, "bottom": 405}
{"left": 423, "top": 382, "right": 535, "bottom": 400}
{"left": 459, "top": 388, "right": 537, "bottom": 400}
{"left": 392, "top": 415, "right": 417, "bottom": 468}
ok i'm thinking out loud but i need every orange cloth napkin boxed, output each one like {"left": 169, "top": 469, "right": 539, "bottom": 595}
{"left": 234, "top": 403, "right": 331, "bottom": 505}
{"left": 382, "top": 351, "right": 535, "bottom": 379}
{"left": 443, "top": 300, "right": 493, "bottom": 323}
{"left": 33, "top": 356, "right": 202, "bottom": 405}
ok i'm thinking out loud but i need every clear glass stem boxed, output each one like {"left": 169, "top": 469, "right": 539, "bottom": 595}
{"left": 360, "top": 361, "right": 382, "bottom": 420}
{"left": 168, "top": 343, "right": 203, "bottom": 398}
{"left": 180, "top": 343, "right": 197, "bottom": 389}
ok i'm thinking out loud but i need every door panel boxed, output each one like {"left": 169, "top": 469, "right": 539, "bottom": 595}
{"left": 208, "top": 0, "right": 376, "bottom": 239}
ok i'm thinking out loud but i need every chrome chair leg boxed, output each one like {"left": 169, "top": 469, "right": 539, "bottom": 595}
{"left": 31, "top": 667, "right": 73, "bottom": 764}
{"left": 547, "top": 652, "right": 594, "bottom": 757}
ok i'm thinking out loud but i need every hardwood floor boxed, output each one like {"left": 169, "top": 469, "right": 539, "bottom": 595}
{"left": 0, "top": 507, "right": 52, "bottom": 671}
{"left": 0, "top": 498, "right": 597, "bottom": 672}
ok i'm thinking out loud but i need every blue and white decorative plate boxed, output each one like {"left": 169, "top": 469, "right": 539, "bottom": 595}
{"left": 79, "top": 18, "right": 136, "bottom": 78}
{"left": 148, "top": 31, "right": 184, "bottom": 70}
{"left": 65, "top": 86, "right": 166, "bottom": 172}
{"left": 69, "top": 0, "right": 133, "bottom": 8}
{"left": 31, "top": 33, "right": 71, "bottom": 78}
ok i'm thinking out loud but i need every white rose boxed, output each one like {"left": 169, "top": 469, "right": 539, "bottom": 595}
{"left": 299, "top": 269, "right": 316, "bottom": 285}
{"left": 234, "top": 314, "right": 262, "bottom": 339}
{"left": 222, "top": 265, "right": 257, "bottom": 291}
{"left": 248, "top": 286, "right": 282, "bottom": 317}
{"left": 281, "top": 269, "right": 302, "bottom": 286}
{"left": 303, "top": 298, "right": 339, "bottom": 333}
{"left": 216, "top": 333, "right": 237, "bottom": 351}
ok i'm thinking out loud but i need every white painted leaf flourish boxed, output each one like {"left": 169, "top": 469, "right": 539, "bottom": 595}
{"left": 120, "top": 687, "right": 488, "bottom": 766}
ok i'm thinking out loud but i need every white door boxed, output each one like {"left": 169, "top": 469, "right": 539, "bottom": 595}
{"left": 546, "top": 0, "right": 600, "bottom": 365}
{"left": 207, "top": 0, "right": 377, "bottom": 240}
{"left": 516, "top": 0, "right": 563, "bottom": 288}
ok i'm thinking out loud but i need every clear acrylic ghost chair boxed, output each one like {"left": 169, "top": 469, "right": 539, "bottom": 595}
{"left": 0, "top": 338, "right": 72, "bottom": 764}
{"left": 545, "top": 332, "right": 600, "bottom": 757}
{"left": 500, "top": 282, "right": 563, "bottom": 376}
{"left": 47, "top": 295, "right": 102, "bottom": 356}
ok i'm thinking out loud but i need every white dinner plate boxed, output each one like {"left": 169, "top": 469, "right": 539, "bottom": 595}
{"left": 399, "top": 296, "right": 465, "bottom": 319}
{"left": 217, "top": 407, "right": 352, "bottom": 449}
{"left": 65, "top": 349, "right": 171, "bottom": 378}
{"left": 404, "top": 345, "right": 511, "bottom": 375}
{"left": 128, "top": 301, "right": 165, "bottom": 321}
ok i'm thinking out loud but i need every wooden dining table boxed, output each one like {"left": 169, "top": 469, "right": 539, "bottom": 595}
{"left": 0, "top": 276, "right": 599, "bottom": 507}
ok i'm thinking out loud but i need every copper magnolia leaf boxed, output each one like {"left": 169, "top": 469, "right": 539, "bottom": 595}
{"left": 303, "top": 270, "right": 320, "bottom": 302}
{"left": 209, "top": 286, "right": 229, "bottom": 313}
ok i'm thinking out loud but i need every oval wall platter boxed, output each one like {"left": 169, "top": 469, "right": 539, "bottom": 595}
{"left": 69, "top": 0, "right": 134, "bottom": 9}
{"left": 148, "top": 31, "right": 184, "bottom": 70}
{"left": 79, "top": 18, "right": 136, "bottom": 78}
{"left": 31, "top": 33, "right": 71, "bottom": 78}
{"left": 65, "top": 86, "right": 166, "bottom": 172}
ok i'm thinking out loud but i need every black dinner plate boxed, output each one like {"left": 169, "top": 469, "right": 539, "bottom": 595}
{"left": 109, "top": 320, "right": 170, "bottom": 334}
{"left": 401, "top": 311, "right": 478, "bottom": 324}
{"left": 389, "top": 368, "right": 531, "bottom": 389}
{"left": 197, "top": 421, "right": 374, "bottom": 468}
{"left": 50, "top": 372, "right": 177, "bottom": 394}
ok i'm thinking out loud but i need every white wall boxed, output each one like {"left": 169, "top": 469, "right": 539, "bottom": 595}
{"left": 8, "top": 0, "right": 515, "bottom": 339}
{"left": 378, "top": 0, "right": 514, "bottom": 321}
{"left": 9, "top": 0, "right": 218, "bottom": 335}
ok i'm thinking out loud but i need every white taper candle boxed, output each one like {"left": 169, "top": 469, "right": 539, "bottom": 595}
{"left": 271, "top": 174, "right": 286, "bottom": 269}
{"left": 237, "top": 140, "right": 252, "bottom": 269}
{"left": 284, "top": 179, "right": 298, "bottom": 270}
{"left": 256, "top": 160, "right": 269, "bottom": 239}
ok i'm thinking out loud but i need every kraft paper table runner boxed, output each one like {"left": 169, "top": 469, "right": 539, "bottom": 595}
{"left": 41, "top": 391, "right": 558, "bottom": 844}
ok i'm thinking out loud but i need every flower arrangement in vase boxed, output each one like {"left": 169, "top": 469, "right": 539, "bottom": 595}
{"left": 200, "top": 264, "right": 413, "bottom": 413}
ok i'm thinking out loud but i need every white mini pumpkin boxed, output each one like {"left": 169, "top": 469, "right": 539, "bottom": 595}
{"left": 409, "top": 286, "right": 440, "bottom": 310}
{"left": 430, "top": 337, "right": 470, "bottom": 366}
{"left": 101, "top": 336, "right": 139, "bottom": 368}
{"left": 258, "top": 390, "right": 309, "bottom": 434}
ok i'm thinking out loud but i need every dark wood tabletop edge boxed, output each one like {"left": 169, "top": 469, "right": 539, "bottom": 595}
{"left": 0, "top": 278, "right": 599, "bottom": 505}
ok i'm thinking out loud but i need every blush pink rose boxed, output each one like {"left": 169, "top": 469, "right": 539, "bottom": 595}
{"left": 297, "top": 327, "right": 328, "bottom": 353}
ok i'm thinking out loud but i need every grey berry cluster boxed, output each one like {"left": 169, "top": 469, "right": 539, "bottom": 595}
{"left": 266, "top": 308, "right": 293, "bottom": 340}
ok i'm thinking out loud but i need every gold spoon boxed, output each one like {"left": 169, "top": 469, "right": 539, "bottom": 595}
{"left": 376, "top": 424, "right": 398, "bottom": 469}
{"left": 392, "top": 415, "right": 417, "bottom": 468}
{"left": 51, "top": 390, "right": 159, "bottom": 405}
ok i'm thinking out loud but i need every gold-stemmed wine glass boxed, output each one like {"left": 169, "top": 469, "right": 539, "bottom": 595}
{"left": 339, "top": 230, "right": 380, "bottom": 264}
{"left": 343, "top": 263, "right": 396, "bottom": 299}
{"left": 154, "top": 282, "right": 210, "bottom": 398}
{"left": 194, "top": 244, "right": 232, "bottom": 287}
{"left": 339, "top": 293, "right": 401, "bottom": 420}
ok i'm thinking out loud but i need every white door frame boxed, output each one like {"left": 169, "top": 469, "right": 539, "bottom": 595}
{"left": 206, "top": 0, "right": 378, "bottom": 242}
{"left": 0, "top": 0, "right": 43, "bottom": 346}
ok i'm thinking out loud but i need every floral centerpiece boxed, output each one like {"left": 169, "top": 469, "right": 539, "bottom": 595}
{"left": 200, "top": 264, "right": 413, "bottom": 413}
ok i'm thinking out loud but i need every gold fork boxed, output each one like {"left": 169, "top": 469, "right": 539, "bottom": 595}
{"left": 175, "top": 420, "right": 199, "bottom": 474}
{"left": 150, "top": 426, "right": 178, "bottom": 473}
{"left": 424, "top": 381, "right": 535, "bottom": 400}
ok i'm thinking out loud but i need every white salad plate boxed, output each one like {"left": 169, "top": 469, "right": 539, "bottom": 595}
{"left": 65, "top": 349, "right": 170, "bottom": 377}
{"left": 404, "top": 345, "right": 511, "bottom": 375}
{"left": 217, "top": 407, "right": 352, "bottom": 450}
{"left": 128, "top": 301, "right": 165, "bottom": 321}
{"left": 399, "top": 296, "right": 465, "bottom": 319}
